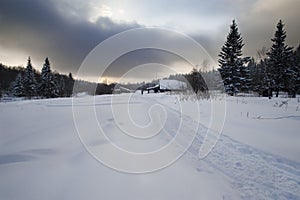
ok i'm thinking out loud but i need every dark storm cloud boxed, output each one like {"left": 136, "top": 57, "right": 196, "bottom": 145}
{"left": 237, "top": 0, "right": 300, "bottom": 58}
{"left": 103, "top": 49, "right": 193, "bottom": 79}
{"left": 0, "top": 0, "right": 140, "bottom": 74}
{"left": 1, "top": 0, "right": 300, "bottom": 81}
{"left": 0, "top": 0, "right": 212, "bottom": 80}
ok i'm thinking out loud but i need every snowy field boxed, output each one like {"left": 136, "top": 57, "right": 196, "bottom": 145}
{"left": 0, "top": 93, "right": 300, "bottom": 199}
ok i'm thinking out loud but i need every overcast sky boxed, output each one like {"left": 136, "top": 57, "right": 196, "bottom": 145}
{"left": 0, "top": 0, "right": 299, "bottom": 82}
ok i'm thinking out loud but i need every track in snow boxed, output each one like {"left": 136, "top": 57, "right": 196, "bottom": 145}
{"left": 152, "top": 95, "right": 300, "bottom": 199}
{"left": 1, "top": 94, "right": 300, "bottom": 199}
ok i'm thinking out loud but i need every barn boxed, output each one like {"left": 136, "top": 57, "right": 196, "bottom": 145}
{"left": 142, "top": 79, "right": 187, "bottom": 94}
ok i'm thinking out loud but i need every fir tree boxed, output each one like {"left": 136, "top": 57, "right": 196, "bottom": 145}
{"left": 13, "top": 73, "right": 24, "bottom": 97}
{"left": 293, "top": 45, "right": 300, "bottom": 94}
{"left": 218, "top": 20, "right": 250, "bottom": 95}
{"left": 58, "top": 76, "right": 65, "bottom": 97}
{"left": 23, "top": 57, "right": 37, "bottom": 99}
{"left": 237, "top": 57, "right": 252, "bottom": 92}
{"left": 68, "top": 72, "right": 74, "bottom": 81}
{"left": 250, "top": 61, "right": 261, "bottom": 95}
{"left": 39, "top": 57, "right": 59, "bottom": 98}
{"left": 286, "top": 45, "right": 300, "bottom": 97}
{"left": 267, "top": 20, "right": 293, "bottom": 97}
{"left": 65, "top": 72, "right": 75, "bottom": 97}
{"left": 251, "top": 47, "right": 272, "bottom": 97}
{"left": 251, "top": 59, "right": 272, "bottom": 97}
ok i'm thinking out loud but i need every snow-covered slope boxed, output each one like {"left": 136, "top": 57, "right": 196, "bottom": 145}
{"left": 0, "top": 94, "right": 299, "bottom": 199}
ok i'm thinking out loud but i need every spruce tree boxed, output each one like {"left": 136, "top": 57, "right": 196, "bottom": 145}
{"left": 237, "top": 57, "right": 252, "bottom": 92}
{"left": 250, "top": 61, "right": 261, "bottom": 95}
{"left": 250, "top": 59, "right": 272, "bottom": 97}
{"left": 13, "top": 73, "right": 24, "bottom": 97}
{"left": 58, "top": 76, "right": 65, "bottom": 97}
{"left": 252, "top": 47, "right": 273, "bottom": 97}
{"left": 65, "top": 72, "right": 75, "bottom": 97}
{"left": 39, "top": 57, "right": 59, "bottom": 98}
{"left": 285, "top": 45, "right": 300, "bottom": 97}
{"left": 293, "top": 45, "right": 300, "bottom": 95}
{"left": 0, "top": 83, "right": 2, "bottom": 99}
{"left": 218, "top": 20, "right": 250, "bottom": 95}
{"left": 23, "top": 57, "right": 37, "bottom": 99}
{"left": 267, "top": 20, "right": 293, "bottom": 97}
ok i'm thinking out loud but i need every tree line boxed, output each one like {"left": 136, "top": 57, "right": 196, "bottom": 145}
{"left": 0, "top": 57, "right": 75, "bottom": 99}
{"left": 139, "top": 19, "right": 299, "bottom": 98}
{"left": 0, "top": 19, "right": 299, "bottom": 99}
{"left": 0, "top": 57, "right": 120, "bottom": 99}
{"left": 218, "top": 19, "right": 300, "bottom": 98}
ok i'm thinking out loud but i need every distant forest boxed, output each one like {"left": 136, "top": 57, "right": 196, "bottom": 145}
{"left": 0, "top": 58, "right": 75, "bottom": 99}
{"left": 0, "top": 57, "right": 119, "bottom": 99}
{"left": 0, "top": 19, "right": 299, "bottom": 99}
{"left": 0, "top": 57, "right": 212, "bottom": 99}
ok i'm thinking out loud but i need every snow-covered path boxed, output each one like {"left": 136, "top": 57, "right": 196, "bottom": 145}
{"left": 0, "top": 94, "right": 299, "bottom": 199}
{"left": 189, "top": 132, "right": 300, "bottom": 199}
{"left": 155, "top": 94, "right": 300, "bottom": 199}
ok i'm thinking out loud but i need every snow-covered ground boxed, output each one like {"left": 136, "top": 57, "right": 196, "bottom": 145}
{"left": 0, "top": 93, "right": 299, "bottom": 199}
